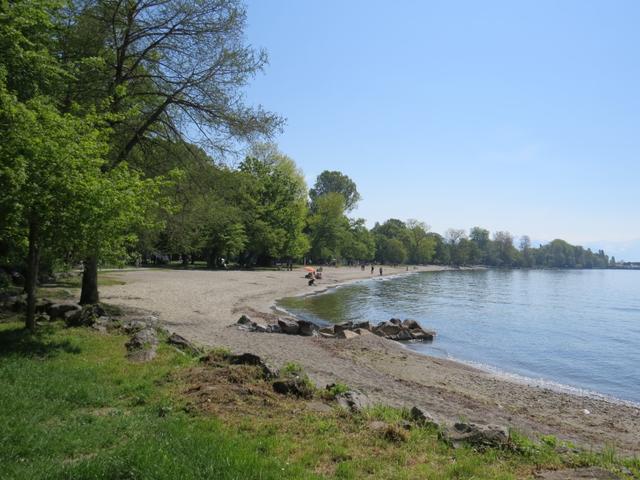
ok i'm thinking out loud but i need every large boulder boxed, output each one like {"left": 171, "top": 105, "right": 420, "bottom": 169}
{"left": 333, "top": 322, "right": 353, "bottom": 334}
{"left": 335, "top": 390, "right": 373, "bottom": 412}
{"left": 297, "top": 319, "right": 319, "bottom": 336}
{"left": 47, "top": 303, "right": 81, "bottom": 320}
{"left": 126, "top": 327, "right": 159, "bottom": 362}
{"left": 410, "top": 406, "right": 439, "bottom": 428}
{"left": 65, "top": 304, "right": 107, "bottom": 327}
{"left": 277, "top": 317, "right": 300, "bottom": 335}
{"left": 402, "top": 319, "right": 421, "bottom": 330}
{"left": 167, "top": 333, "right": 201, "bottom": 355}
{"left": 374, "top": 321, "right": 402, "bottom": 336}
{"left": 409, "top": 328, "right": 435, "bottom": 341}
{"left": 443, "top": 422, "right": 510, "bottom": 449}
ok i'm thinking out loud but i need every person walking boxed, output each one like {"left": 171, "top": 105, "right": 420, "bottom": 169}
{"left": 379, "top": 266, "right": 383, "bottom": 276}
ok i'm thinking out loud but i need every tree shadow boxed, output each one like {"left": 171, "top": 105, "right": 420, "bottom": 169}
{"left": 0, "top": 324, "right": 81, "bottom": 359}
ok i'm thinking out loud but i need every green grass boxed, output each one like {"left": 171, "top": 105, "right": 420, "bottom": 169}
{"left": 0, "top": 318, "right": 638, "bottom": 479}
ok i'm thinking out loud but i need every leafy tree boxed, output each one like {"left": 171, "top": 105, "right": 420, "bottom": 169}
{"left": 405, "top": 219, "right": 435, "bottom": 264}
{"left": 59, "top": 0, "right": 283, "bottom": 302}
{"left": 341, "top": 218, "right": 375, "bottom": 263}
{"left": 239, "top": 145, "right": 308, "bottom": 265}
{"left": 307, "top": 193, "right": 349, "bottom": 263}
{"left": 377, "top": 237, "right": 407, "bottom": 265}
{"left": 309, "top": 170, "right": 361, "bottom": 212}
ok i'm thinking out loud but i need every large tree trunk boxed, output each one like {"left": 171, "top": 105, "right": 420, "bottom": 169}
{"left": 25, "top": 218, "right": 40, "bottom": 331}
{"left": 80, "top": 255, "right": 99, "bottom": 305}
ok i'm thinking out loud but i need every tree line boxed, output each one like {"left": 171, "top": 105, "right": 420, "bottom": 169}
{"left": 0, "top": 1, "right": 612, "bottom": 330}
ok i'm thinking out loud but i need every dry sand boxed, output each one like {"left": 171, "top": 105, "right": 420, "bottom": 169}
{"left": 101, "top": 266, "right": 640, "bottom": 454}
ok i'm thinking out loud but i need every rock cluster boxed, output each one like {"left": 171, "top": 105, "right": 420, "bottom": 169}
{"left": 441, "top": 422, "right": 510, "bottom": 450}
{"left": 235, "top": 315, "right": 435, "bottom": 342}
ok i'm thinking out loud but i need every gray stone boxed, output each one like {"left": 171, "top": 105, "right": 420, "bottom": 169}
{"left": 336, "top": 329, "right": 359, "bottom": 339}
{"left": 277, "top": 317, "right": 300, "bottom": 335}
{"left": 237, "top": 314, "right": 253, "bottom": 325}
{"left": 402, "top": 319, "right": 421, "bottom": 330}
{"left": 374, "top": 321, "right": 402, "bottom": 336}
{"left": 352, "top": 320, "right": 371, "bottom": 331}
{"left": 389, "top": 318, "right": 402, "bottom": 325}
{"left": 167, "top": 333, "right": 201, "bottom": 354}
{"left": 444, "top": 422, "right": 510, "bottom": 449}
{"left": 333, "top": 322, "right": 353, "bottom": 334}
{"left": 392, "top": 329, "right": 413, "bottom": 341}
{"left": 267, "top": 323, "right": 281, "bottom": 334}
{"left": 65, "top": 304, "right": 106, "bottom": 327}
{"left": 410, "top": 406, "right": 438, "bottom": 427}
{"left": 335, "top": 391, "right": 373, "bottom": 412}
{"left": 126, "top": 327, "right": 159, "bottom": 362}
{"left": 410, "top": 328, "right": 435, "bottom": 341}
{"left": 298, "top": 319, "right": 319, "bottom": 336}
{"left": 47, "top": 303, "right": 81, "bottom": 320}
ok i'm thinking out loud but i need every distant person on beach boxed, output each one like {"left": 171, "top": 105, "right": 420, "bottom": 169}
{"left": 379, "top": 267, "right": 383, "bottom": 276}
{"left": 361, "top": 264, "right": 365, "bottom": 271}
{"left": 371, "top": 265, "right": 374, "bottom": 274}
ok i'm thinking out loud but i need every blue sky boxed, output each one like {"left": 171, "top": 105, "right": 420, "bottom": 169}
{"left": 243, "top": 1, "right": 640, "bottom": 260}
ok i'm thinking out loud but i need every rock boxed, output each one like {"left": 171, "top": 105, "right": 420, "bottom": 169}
{"left": 374, "top": 321, "right": 402, "bottom": 336}
{"left": 392, "top": 329, "right": 413, "bottom": 341}
{"left": 444, "top": 422, "right": 510, "bottom": 449}
{"left": 167, "top": 333, "right": 201, "bottom": 354}
{"left": 253, "top": 323, "right": 269, "bottom": 333}
{"left": 91, "top": 316, "right": 116, "bottom": 333}
{"left": 402, "top": 319, "right": 421, "bottom": 330}
{"left": 35, "top": 313, "right": 50, "bottom": 323}
{"left": 533, "top": 467, "right": 620, "bottom": 480}
{"left": 126, "top": 327, "right": 159, "bottom": 362}
{"left": 10, "top": 271, "right": 24, "bottom": 286}
{"left": 409, "top": 328, "right": 435, "bottom": 341}
{"left": 336, "top": 329, "right": 360, "bottom": 340}
{"left": 410, "top": 406, "right": 438, "bottom": 427}
{"left": 229, "top": 352, "right": 279, "bottom": 379}
{"left": 277, "top": 317, "right": 300, "bottom": 335}
{"left": 389, "top": 318, "right": 402, "bottom": 325}
{"left": 47, "top": 303, "right": 81, "bottom": 320}
{"left": 369, "top": 420, "right": 388, "bottom": 431}
{"left": 333, "top": 322, "right": 353, "bottom": 334}
{"left": 352, "top": 321, "right": 371, "bottom": 331}
{"left": 65, "top": 304, "right": 106, "bottom": 327}
{"left": 35, "top": 298, "right": 53, "bottom": 313}
{"left": 267, "top": 323, "right": 281, "bottom": 334}
{"left": 237, "top": 314, "right": 253, "bottom": 325}
{"left": 319, "top": 325, "right": 335, "bottom": 335}
{"left": 272, "top": 378, "right": 314, "bottom": 399}
{"left": 353, "top": 328, "right": 371, "bottom": 336}
{"left": 335, "top": 391, "right": 373, "bottom": 412}
{"left": 297, "top": 319, "right": 319, "bottom": 336}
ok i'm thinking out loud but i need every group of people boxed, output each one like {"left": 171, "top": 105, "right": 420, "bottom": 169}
{"left": 361, "top": 263, "right": 383, "bottom": 276}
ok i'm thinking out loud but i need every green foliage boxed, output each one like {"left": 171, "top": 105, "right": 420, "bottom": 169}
{"left": 309, "top": 170, "right": 361, "bottom": 212}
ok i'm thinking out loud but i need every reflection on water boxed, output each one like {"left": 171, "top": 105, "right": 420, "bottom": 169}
{"left": 278, "top": 269, "right": 640, "bottom": 404}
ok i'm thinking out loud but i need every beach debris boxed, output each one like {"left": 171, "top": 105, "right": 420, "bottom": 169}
{"left": 334, "top": 390, "right": 373, "bottom": 412}
{"left": 442, "top": 422, "right": 510, "bottom": 450}
{"left": 410, "top": 406, "right": 439, "bottom": 428}
{"left": 228, "top": 352, "right": 279, "bottom": 379}
{"left": 125, "top": 327, "right": 159, "bottom": 362}
{"left": 582, "top": 409, "right": 591, "bottom": 415}
{"left": 533, "top": 467, "right": 620, "bottom": 479}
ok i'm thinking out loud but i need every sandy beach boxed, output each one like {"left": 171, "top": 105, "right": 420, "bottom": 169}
{"left": 101, "top": 266, "right": 640, "bottom": 454}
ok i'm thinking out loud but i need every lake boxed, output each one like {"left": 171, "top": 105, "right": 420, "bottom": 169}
{"left": 279, "top": 269, "right": 640, "bottom": 404}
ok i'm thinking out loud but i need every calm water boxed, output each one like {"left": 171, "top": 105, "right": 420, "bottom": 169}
{"left": 279, "top": 269, "right": 640, "bottom": 404}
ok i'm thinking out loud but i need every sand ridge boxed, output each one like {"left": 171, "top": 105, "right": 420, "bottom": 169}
{"left": 101, "top": 266, "right": 640, "bottom": 454}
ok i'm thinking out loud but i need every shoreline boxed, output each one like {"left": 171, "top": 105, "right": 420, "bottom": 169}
{"left": 101, "top": 266, "right": 640, "bottom": 454}
{"left": 274, "top": 269, "right": 640, "bottom": 409}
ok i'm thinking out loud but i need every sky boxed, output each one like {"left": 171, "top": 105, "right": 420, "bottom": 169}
{"left": 242, "top": 0, "right": 640, "bottom": 260}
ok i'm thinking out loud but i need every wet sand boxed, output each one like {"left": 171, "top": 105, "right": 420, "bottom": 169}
{"left": 101, "top": 266, "right": 640, "bottom": 454}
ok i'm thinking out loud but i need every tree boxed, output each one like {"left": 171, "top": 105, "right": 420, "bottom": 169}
{"left": 341, "top": 218, "right": 375, "bottom": 264}
{"left": 0, "top": 95, "right": 92, "bottom": 327}
{"left": 405, "top": 219, "right": 435, "bottom": 264}
{"left": 307, "top": 193, "right": 349, "bottom": 263}
{"left": 377, "top": 237, "right": 407, "bottom": 265}
{"left": 61, "top": 0, "right": 283, "bottom": 303}
{"left": 309, "top": 170, "right": 361, "bottom": 212}
{"left": 239, "top": 145, "right": 308, "bottom": 265}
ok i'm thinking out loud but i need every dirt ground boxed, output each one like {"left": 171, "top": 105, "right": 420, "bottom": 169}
{"left": 101, "top": 267, "right": 640, "bottom": 454}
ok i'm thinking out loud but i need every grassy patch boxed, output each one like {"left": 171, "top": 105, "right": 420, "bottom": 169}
{"left": 0, "top": 318, "right": 638, "bottom": 479}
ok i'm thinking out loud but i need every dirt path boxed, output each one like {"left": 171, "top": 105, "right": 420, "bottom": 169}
{"left": 101, "top": 267, "right": 640, "bottom": 454}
